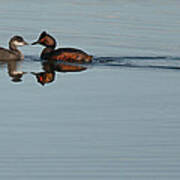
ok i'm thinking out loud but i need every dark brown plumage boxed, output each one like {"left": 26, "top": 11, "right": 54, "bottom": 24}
{"left": 32, "top": 31, "right": 93, "bottom": 63}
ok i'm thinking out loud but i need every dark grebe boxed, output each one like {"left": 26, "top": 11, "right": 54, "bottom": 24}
{"left": 0, "top": 36, "right": 28, "bottom": 61}
{"left": 32, "top": 31, "right": 93, "bottom": 63}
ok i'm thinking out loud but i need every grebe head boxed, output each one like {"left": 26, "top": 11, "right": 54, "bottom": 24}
{"left": 9, "top": 36, "right": 28, "bottom": 49}
{"left": 32, "top": 31, "right": 56, "bottom": 49}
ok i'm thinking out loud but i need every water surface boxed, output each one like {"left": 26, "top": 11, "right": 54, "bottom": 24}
{"left": 0, "top": 0, "right": 180, "bottom": 179}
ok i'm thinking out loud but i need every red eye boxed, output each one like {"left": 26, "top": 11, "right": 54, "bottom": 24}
{"left": 39, "top": 76, "right": 43, "bottom": 82}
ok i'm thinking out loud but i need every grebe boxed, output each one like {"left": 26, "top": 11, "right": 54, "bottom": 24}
{"left": 32, "top": 31, "right": 93, "bottom": 63}
{"left": 0, "top": 36, "right": 28, "bottom": 61}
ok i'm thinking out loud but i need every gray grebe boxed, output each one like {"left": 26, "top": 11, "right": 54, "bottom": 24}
{"left": 0, "top": 36, "right": 28, "bottom": 61}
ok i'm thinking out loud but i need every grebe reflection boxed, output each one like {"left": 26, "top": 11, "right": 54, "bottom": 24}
{"left": 32, "top": 60, "right": 87, "bottom": 86}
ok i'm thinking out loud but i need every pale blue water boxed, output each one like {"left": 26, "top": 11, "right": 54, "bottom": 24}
{"left": 0, "top": 0, "right": 180, "bottom": 179}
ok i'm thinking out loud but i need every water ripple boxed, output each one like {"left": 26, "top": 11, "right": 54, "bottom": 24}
{"left": 93, "top": 56, "right": 180, "bottom": 70}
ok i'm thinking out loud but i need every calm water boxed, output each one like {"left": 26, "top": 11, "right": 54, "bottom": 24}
{"left": 0, "top": 0, "right": 180, "bottom": 179}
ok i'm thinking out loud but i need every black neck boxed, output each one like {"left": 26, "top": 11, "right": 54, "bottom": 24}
{"left": 41, "top": 47, "right": 54, "bottom": 59}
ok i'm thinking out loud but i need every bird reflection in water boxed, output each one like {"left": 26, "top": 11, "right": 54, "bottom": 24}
{"left": 0, "top": 60, "right": 26, "bottom": 82}
{"left": 32, "top": 60, "right": 87, "bottom": 86}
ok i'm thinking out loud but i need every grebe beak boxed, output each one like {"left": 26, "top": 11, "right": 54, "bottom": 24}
{"left": 24, "top": 41, "right": 29, "bottom": 45}
{"left": 31, "top": 41, "right": 39, "bottom": 45}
